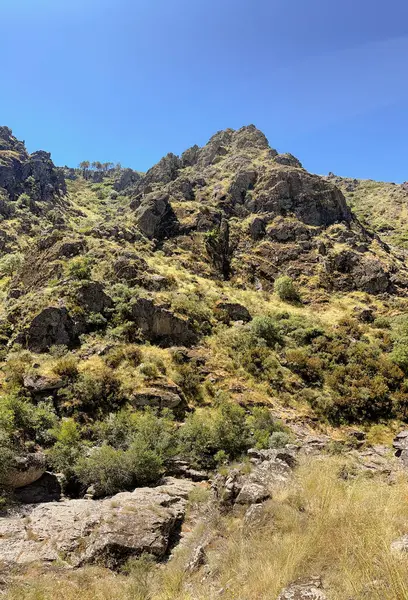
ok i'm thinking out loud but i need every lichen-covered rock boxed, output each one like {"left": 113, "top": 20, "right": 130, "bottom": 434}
{"left": 0, "top": 478, "right": 195, "bottom": 570}
{"left": 277, "top": 577, "right": 328, "bottom": 599}
{"left": 17, "top": 307, "right": 78, "bottom": 352}
{"left": 130, "top": 381, "right": 186, "bottom": 411}
{"left": 0, "top": 127, "right": 66, "bottom": 203}
{"left": 113, "top": 167, "right": 141, "bottom": 192}
{"left": 130, "top": 297, "right": 197, "bottom": 346}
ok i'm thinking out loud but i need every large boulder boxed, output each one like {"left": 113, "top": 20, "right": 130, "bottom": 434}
{"left": 17, "top": 307, "right": 78, "bottom": 352}
{"left": 75, "top": 282, "right": 113, "bottom": 314}
{"left": 135, "top": 193, "right": 179, "bottom": 240}
{"left": 130, "top": 298, "right": 197, "bottom": 346}
{"left": 130, "top": 381, "right": 187, "bottom": 412}
{"left": 0, "top": 452, "right": 46, "bottom": 489}
{"left": 0, "top": 478, "right": 195, "bottom": 570}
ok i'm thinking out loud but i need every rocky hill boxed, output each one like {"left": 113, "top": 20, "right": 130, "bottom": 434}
{"left": 2, "top": 125, "right": 408, "bottom": 599}
{"left": 327, "top": 172, "right": 408, "bottom": 250}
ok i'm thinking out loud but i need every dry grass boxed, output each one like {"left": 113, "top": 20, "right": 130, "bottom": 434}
{"left": 6, "top": 456, "right": 408, "bottom": 600}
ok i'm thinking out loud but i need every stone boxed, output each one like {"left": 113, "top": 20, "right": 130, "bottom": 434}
{"left": 16, "top": 307, "right": 78, "bottom": 352}
{"left": 235, "top": 482, "right": 270, "bottom": 505}
{"left": 243, "top": 503, "right": 267, "bottom": 528}
{"left": 393, "top": 430, "right": 408, "bottom": 454}
{"left": 23, "top": 373, "right": 64, "bottom": 397}
{"left": 75, "top": 281, "right": 113, "bottom": 314}
{"left": 249, "top": 216, "right": 266, "bottom": 240}
{"left": 135, "top": 193, "right": 179, "bottom": 240}
{"left": 277, "top": 577, "right": 327, "bottom": 599}
{"left": 215, "top": 301, "right": 252, "bottom": 322}
{"left": 185, "top": 545, "right": 207, "bottom": 572}
{"left": 391, "top": 535, "right": 408, "bottom": 553}
{"left": 0, "top": 452, "right": 46, "bottom": 489}
{"left": 13, "top": 472, "right": 61, "bottom": 504}
{"left": 113, "top": 168, "right": 141, "bottom": 192}
{"left": 130, "top": 381, "right": 186, "bottom": 411}
{"left": 130, "top": 297, "right": 197, "bottom": 346}
{"left": 0, "top": 478, "right": 195, "bottom": 571}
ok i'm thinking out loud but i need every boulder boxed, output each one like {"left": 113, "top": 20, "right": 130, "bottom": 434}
{"left": 0, "top": 478, "right": 195, "bottom": 570}
{"left": 13, "top": 472, "right": 62, "bottom": 504}
{"left": 75, "top": 282, "right": 113, "bottom": 314}
{"left": 277, "top": 577, "right": 327, "bottom": 599}
{"left": 273, "top": 152, "right": 303, "bottom": 168}
{"left": 235, "top": 482, "right": 270, "bottom": 505}
{"left": 391, "top": 535, "right": 408, "bottom": 553}
{"left": 130, "top": 381, "right": 186, "bottom": 411}
{"left": 17, "top": 307, "right": 78, "bottom": 352}
{"left": 215, "top": 301, "right": 252, "bottom": 323}
{"left": 0, "top": 452, "right": 46, "bottom": 489}
{"left": 113, "top": 168, "right": 141, "bottom": 192}
{"left": 135, "top": 193, "right": 179, "bottom": 240}
{"left": 130, "top": 298, "right": 197, "bottom": 346}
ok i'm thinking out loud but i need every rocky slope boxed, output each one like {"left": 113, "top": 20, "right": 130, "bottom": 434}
{"left": 2, "top": 125, "right": 408, "bottom": 599}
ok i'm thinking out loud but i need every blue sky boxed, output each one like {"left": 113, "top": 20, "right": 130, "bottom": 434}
{"left": 2, "top": 0, "right": 408, "bottom": 181}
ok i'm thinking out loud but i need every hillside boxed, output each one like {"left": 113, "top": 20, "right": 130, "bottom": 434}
{"left": 328, "top": 172, "right": 408, "bottom": 250}
{"left": 2, "top": 125, "right": 408, "bottom": 599}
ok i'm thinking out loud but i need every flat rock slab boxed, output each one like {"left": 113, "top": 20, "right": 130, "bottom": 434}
{"left": 0, "top": 478, "right": 195, "bottom": 571}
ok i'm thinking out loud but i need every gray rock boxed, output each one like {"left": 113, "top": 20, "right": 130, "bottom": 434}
{"left": 0, "top": 478, "right": 195, "bottom": 571}
{"left": 185, "top": 545, "right": 207, "bottom": 572}
{"left": 391, "top": 535, "right": 408, "bottom": 553}
{"left": 0, "top": 452, "right": 46, "bottom": 489}
{"left": 16, "top": 307, "right": 78, "bottom": 352}
{"left": 130, "top": 381, "right": 186, "bottom": 411}
{"left": 277, "top": 577, "right": 327, "bottom": 599}
{"left": 215, "top": 301, "right": 252, "bottom": 322}
{"left": 235, "top": 482, "right": 270, "bottom": 505}
{"left": 135, "top": 193, "right": 179, "bottom": 240}
{"left": 130, "top": 297, "right": 197, "bottom": 346}
{"left": 75, "top": 281, "right": 113, "bottom": 315}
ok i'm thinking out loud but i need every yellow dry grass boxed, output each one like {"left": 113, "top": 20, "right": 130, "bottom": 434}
{"left": 6, "top": 456, "right": 408, "bottom": 600}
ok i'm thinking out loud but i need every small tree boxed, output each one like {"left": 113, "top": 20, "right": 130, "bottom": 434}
{"left": 79, "top": 161, "right": 90, "bottom": 177}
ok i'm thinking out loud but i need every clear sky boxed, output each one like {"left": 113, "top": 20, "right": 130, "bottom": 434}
{"left": 2, "top": 0, "right": 408, "bottom": 181}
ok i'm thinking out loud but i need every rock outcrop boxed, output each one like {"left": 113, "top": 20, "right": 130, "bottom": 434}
{"left": 130, "top": 297, "right": 198, "bottom": 346}
{"left": 16, "top": 307, "right": 78, "bottom": 352}
{"left": 0, "top": 126, "right": 66, "bottom": 205}
{"left": 0, "top": 478, "right": 195, "bottom": 571}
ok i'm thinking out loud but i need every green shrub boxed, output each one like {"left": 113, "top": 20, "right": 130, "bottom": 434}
{"left": 104, "top": 344, "right": 142, "bottom": 369}
{"left": 173, "top": 361, "right": 203, "bottom": 402}
{"left": 274, "top": 276, "right": 300, "bottom": 302}
{"left": 250, "top": 316, "right": 283, "bottom": 348}
{"left": 247, "top": 407, "right": 285, "bottom": 449}
{"left": 74, "top": 444, "right": 132, "bottom": 496}
{"left": 65, "top": 256, "right": 92, "bottom": 280}
{"left": 48, "top": 419, "right": 83, "bottom": 477}
{"left": 0, "top": 252, "right": 23, "bottom": 277}
{"left": 269, "top": 431, "right": 290, "bottom": 448}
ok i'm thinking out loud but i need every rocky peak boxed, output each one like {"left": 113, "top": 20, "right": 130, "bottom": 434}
{"left": 0, "top": 126, "right": 66, "bottom": 204}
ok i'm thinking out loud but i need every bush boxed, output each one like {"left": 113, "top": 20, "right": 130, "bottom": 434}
{"left": 179, "top": 402, "right": 250, "bottom": 468}
{"left": 250, "top": 316, "right": 283, "bottom": 348}
{"left": 74, "top": 444, "right": 131, "bottom": 496}
{"left": 57, "top": 365, "right": 122, "bottom": 416}
{"left": 0, "top": 252, "right": 23, "bottom": 277}
{"left": 247, "top": 407, "right": 285, "bottom": 449}
{"left": 274, "top": 276, "right": 300, "bottom": 302}
{"left": 173, "top": 361, "right": 203, "bottom": 402}
{"left": 269, "top": 431, "right": 290, "bottom": 448}
{"left": 48, "top": 419, "right": 83, "bottom": 477}
{"left": 104, "top": 344, "right": 142, "bottom": 369}
{"left": 65, "top": 256, "right": 92, "bottom": 280}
